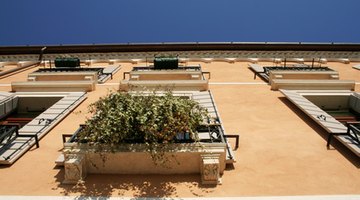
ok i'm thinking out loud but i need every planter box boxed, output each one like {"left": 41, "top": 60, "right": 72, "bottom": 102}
{"left": 63, "top": 142, "right": 226, "bottom": 185}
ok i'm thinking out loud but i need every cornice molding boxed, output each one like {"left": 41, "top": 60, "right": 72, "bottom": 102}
{"left": 1, "top": 42, "right": 360, "bottom": 55}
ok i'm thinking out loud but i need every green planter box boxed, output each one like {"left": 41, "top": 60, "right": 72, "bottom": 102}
{"left": 55, "top": 58, "right": 80, "bottom": 68}
{"left": 154, "top": 57, "right": 178, "bottom": 69}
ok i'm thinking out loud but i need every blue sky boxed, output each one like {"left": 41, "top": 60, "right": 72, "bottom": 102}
{"left": 1, "top": 0, "right": 359, "bottom": 46}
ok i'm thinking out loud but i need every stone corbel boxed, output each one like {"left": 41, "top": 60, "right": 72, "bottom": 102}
{"left": 200, "top": 154, "right": 221, "bottom": 185}
{"left": 63, "top": 152, "right": 87, "bottom": 184}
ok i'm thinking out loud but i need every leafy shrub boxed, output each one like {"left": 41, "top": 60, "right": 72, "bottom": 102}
{"left": 78, "top": 91, "right": 208, "bottom": 146}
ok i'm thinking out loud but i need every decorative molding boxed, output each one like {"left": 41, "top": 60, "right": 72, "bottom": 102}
{"left": 63, "top": 154, "right": 86, "bottom": 184}
{"left": 1, "top": 50, "right": 360, "bottom": 62}
{"left": 201, "top": 154, "right": 221, "bottom": 185}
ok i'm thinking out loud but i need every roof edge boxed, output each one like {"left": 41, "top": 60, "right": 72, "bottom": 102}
{"left": 1, "top": 42, "right": 360, "bottom": 55}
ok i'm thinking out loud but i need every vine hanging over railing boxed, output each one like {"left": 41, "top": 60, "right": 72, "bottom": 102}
{"left": 77, "top": 90, "right": 208, "bottom": 166}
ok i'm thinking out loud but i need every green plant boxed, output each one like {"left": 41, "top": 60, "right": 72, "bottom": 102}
{"left": 78, "top": 91, "right": 208, "bottom": 166}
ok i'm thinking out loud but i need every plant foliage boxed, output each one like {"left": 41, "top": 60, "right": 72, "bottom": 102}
{"left": 77, "top": 91, "right": 208, "bottom": 165}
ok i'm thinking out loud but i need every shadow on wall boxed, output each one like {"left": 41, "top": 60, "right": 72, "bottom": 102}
{"left": 52, "top": 167, "right": 217, "bottom": 198}
{"left": 279, "top": 97, "right": 360, "bottom": 169}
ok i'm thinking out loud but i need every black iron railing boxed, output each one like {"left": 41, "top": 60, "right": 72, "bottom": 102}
{"left": 327, "top": 121, "right": 360, "bottom": 148}
{"left": 263, "top": 66, "right": 334, "bottom": 76}
{"left": 0, "top": 124, "right": 19, "bottom": 146}
{"left": 1, "top": 93, "right": 85, "bottom": 161}
{"left": 1, "top": 124, "right": 39, "bottom": 161}
{"left": 346, "top": 122, "right": 360, "bottom": 145}
{"left": 64, "top": 124, "right": 196, "bottom": 144}
{"left": 207, "top": 91, "right": 237, "bottom": 159}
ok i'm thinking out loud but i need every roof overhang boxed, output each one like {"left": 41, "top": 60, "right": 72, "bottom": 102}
{"left": 1, "top": 42, "right": 360, "bottom": 55}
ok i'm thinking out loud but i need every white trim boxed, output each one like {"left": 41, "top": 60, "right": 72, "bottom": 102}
{"left": 0, "top": 84, "right": 11, "bottom": 86}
